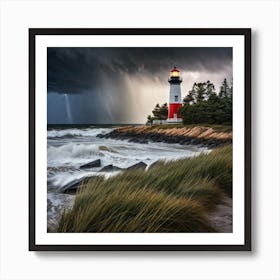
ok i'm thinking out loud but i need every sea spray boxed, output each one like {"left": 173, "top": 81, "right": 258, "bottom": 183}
{"left": 47, "top": 127, "right": 113, "bottom": 138}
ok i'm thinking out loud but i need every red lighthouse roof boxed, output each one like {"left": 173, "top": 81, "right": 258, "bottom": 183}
{"left": 171, "top": 66, "right": 179, "bottom": 72}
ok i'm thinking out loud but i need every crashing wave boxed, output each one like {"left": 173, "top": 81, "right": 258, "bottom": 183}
{"left": 47, "top": 128, "right": 113, "bottom": 138}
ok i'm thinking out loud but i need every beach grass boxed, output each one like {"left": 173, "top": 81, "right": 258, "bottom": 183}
{"left": 58, "top": 145, "right": 232, "bottom": 233}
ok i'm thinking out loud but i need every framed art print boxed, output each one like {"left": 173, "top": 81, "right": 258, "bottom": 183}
{"left": 29, "top": 28, "right": 251, "bottom": 251}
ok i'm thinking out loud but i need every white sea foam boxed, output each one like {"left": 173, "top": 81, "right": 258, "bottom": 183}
{"left": 47, "top": 127, "right": 113, "bottom": 138}
{"left": 48, "top": 142, "right": 101, "bottom": 160}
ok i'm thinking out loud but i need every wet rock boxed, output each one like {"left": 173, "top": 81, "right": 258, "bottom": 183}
{"left": 60, "top": 177, "right": 86, "bottom": 194}
{"left": 139, "top": 139, "right": 148, "bottom": 144}
{"left": 128, "top": 137, "right": 148, "bottom": 144}
{"left": 99, "top": 164, "right": 123, "bottom": 172}
{"left": 96, "top": 133, "right": 105, "bottom": 138}
{"left": 190, "top": 138, "right": 200, "bottom": 145}
{"left": 126, "top": 162, "right": 147, "bottom": 171}
{"left": 128, "top": 137, "right": 137, "bottom": 143}
{"left": 80, "top": 159, "right": 101, "bottom": 169}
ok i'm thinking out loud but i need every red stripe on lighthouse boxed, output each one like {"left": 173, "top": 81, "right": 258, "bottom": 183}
{"left": 168, "top": 103, "right": 182, "bottom": 119}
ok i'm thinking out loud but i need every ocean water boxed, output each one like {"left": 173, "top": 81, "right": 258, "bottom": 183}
{"left": 47, "top": 125, "right": 208, "bottom": 230}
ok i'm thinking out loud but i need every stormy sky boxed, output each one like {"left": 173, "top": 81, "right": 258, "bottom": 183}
{"left": 47, "top": 47, "right": 232, "bottom": 124}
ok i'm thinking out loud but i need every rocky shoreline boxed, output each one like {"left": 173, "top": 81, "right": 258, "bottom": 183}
{"left": 51, "top": 125, "right": 234, "bottom": 195}
{"left": 97, "top": 125, "right": 232, "bottom": 148}
{"left": 49, "top": 161, "right": 149, "bottom": 195}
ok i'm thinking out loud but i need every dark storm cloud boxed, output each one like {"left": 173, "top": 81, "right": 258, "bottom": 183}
{"left": 47, "top": 47, "right": 232, "bottom": 94}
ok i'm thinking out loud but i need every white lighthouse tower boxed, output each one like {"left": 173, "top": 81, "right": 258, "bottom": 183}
{"left": 167, "top": 67, "right": 183, "bottom": 123}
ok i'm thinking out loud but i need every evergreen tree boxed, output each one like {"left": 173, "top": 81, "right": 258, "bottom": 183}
{"left": 183, "top": 85, "right": 196, "bottom": 105}
{"left": 183, "top": 81, "right": 216, "bottom": 105}
{"left": 151, "top": 103, "right": 168, "bottom": 120}
{"left": 205, "top": 80, "right": 216, "bottom": 99}
{"left": 196, "top": 82, "right": 207, "bottom": 102}
{"left": 219, "top": 78, "right": 230, "bottom": 98}
{"left": 146, "top": 114, "right": 154, "bottom": 125}
{"left": 180, "top": 79, "right": 232, "bottom": 125}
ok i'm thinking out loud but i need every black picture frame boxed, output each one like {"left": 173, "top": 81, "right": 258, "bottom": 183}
{"left": 29, "top": 28, "right": 251, "bottom": 251}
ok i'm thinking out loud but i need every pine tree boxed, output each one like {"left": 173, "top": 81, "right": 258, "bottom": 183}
{"left": 219, "top": 78, "right": 230, "bottom": 98}
{"left": 152, "top": 103, "right": 168, "bottom": 120}
{"left": 146, "top": 114, "right": 154, "bottom": 125}
{"left": 180, "top": 79, "right": 232, "bottom": 125}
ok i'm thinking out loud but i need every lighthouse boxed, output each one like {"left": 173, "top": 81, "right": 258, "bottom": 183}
{"left": 167, "top": 67, "right": 183, "bottom": 123}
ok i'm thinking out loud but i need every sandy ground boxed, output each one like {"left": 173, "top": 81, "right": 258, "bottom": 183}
{"left": 209, "top": 196, "right": 232, "bottom": 233}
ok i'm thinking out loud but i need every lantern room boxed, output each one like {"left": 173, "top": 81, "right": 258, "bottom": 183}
{"left": 170, "top": 67, "right": 180, "bottom": 78}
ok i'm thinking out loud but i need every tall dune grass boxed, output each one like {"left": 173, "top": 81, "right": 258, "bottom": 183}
{"left": 58, "top": 145, "right": 232, "bottom": 233}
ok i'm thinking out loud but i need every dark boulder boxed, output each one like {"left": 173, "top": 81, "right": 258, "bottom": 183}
{"left": 99, "top": 164, "right": 123, "bottom": 172}
{"left": 138, "top": 139, "right": 148, "bottom": 144}
{"left": 126, "top": 162, "right": 147, "bottom": 171}
{"left": 208, "top": 143, "right": 218, "bottom": 149}
{"left": 190, "top": 138, "right": 200, "bottom": 145}
{"left": 128, "top": 137, "right": 137, "bottom": 143}
{"left": 128, "top": 137, "right": 148, "bottom": 144}
{"left": 60, "top": 177, "right": 86, "bottom": 194}
{"left": 80, "top": 159, "right": 101, "bottom": 169}
{"left": 96, "top": 133, "right": 105, "bottom": 138}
